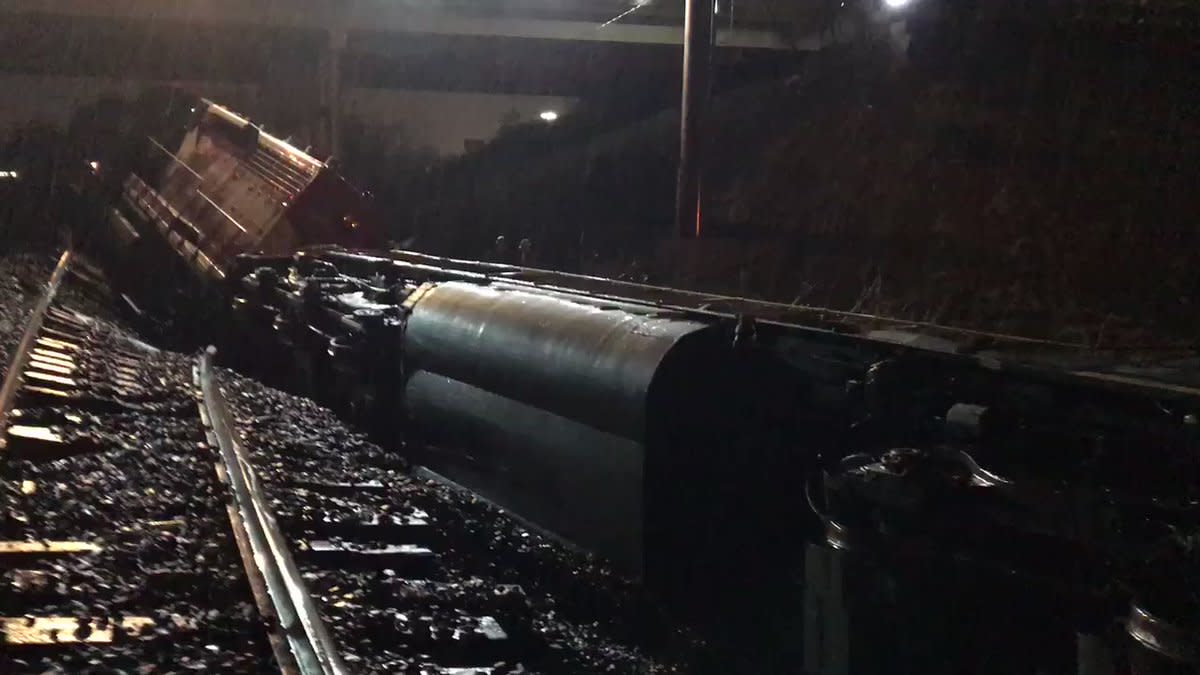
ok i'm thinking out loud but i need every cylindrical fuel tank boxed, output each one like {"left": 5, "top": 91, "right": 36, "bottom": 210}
{"left": 404, "top": 281, "right": 713, "bottom": 439}
{"left": 406, "top": 371, "right": 644, "bottom": 568}
{"left": 402, "top": 281, "right": 734, "bottom": 575}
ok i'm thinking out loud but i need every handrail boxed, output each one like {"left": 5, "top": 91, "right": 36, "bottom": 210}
{"left": 147, "top": 136, "right": 203, "bottom": 181}
{"left": 381, "top": 248, "right": 1091, "bottom": 350}
{"left": 197, "top": 189, "right": 249, "bottom": 234}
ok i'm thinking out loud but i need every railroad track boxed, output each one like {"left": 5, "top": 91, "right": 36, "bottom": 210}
{"left": 208, "top": 362, "right": 673, "bottom": 673}
{"left": 1, "top": 250, "right": 681, "bottom": 672}
{"left": 199, "top": 356, "right": 522, "bottom": 674}
{"left": 0, "top": 251, "right": 275, "bottom": 671}
{"left": 196, "top": 349, "right": 347, "bottom": 674}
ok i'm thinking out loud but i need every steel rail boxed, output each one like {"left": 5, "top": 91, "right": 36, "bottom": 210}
{"left": 0, "top": 250, "right": 73, "bottom": 452}
{"left": 196, "top": 349, "right": 349, "bottom": 675}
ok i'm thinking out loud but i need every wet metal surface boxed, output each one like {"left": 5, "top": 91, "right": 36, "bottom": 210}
{"left": 197, "top": 349, "right": 348, "bottom": 675}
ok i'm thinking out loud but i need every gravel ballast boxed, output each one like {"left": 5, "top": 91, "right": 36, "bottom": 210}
{"left": 1, "top": 257, "right": 275, "bottom": 672}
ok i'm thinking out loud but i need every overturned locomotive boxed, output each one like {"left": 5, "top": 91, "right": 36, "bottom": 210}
{"left": 81, "top": 98, "right": 1200, "bottom": 674}
{"left": 88, "top": 98, "right": 382, "bottom": 331}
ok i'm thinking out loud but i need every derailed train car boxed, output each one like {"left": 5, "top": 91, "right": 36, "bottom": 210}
{"left": 95, "top": 98, "right": 382, "bottom": 330}
{"left": 226, "top": 247, "right": 1200, "bottom": 674}
{"left": 227, "top": 250, "right": 761, "bottom": 586}
{"left": 84, "top": 98, "right": 1200, "bottom": 672}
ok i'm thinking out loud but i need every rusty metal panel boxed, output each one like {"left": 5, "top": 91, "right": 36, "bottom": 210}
{"left": 134, "top": 102, "right": 382, "bottom": 277}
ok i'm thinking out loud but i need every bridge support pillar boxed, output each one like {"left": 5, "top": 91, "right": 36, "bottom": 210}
{"left": 319, "top": 27, "right": 348, "bottom": 161}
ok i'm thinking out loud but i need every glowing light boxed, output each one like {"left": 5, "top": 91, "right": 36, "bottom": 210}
{"left": 88, "top": 161, "right": 100, "bottom": 174}
{"left": 0, "top": 170, "right": 19, "bottom": 180}
{"left": 883, "top": 0, "right": 912, "bottom": 7}
{"left": 539, "top": 110, "right": 559, "bottom": 122}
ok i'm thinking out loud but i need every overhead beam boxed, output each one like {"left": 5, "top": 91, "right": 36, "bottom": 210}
{"left": 0, "top": 0, "right": 819, "bottom": 50}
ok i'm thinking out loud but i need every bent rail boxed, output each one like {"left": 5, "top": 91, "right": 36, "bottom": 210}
{"left": 196, "top": 348, "right": 348, "bottom": 675}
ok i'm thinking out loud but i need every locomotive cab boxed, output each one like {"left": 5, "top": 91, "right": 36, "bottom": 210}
{"left": 97, "top": 98, "right": 383, "bottom": 340}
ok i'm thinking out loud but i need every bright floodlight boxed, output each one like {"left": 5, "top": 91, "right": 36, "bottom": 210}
{"left": 539, "top": 110, "right": 559, "bottom": 122}
{"left": 884, "top": 0, "right": 912, "bottom": 7}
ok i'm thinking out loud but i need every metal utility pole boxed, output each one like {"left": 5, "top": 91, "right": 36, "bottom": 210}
{"left": 675, "top": 0, "right": 715, "bottom": 238}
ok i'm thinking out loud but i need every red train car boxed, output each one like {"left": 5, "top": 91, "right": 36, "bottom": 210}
{"left": 120, "top": 101, "right": 382, "bottom": 280}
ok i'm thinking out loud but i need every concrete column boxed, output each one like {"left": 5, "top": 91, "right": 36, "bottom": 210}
{"left": 256, "top": 37, "right": 322, "bottom": 150}
{"left": 322, "top": 27, "right": 348, "bottom": 160}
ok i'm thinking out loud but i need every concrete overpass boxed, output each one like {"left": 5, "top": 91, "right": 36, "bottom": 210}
{"left": 0, "top": 0, "right": 830, "bottom": 50}
{"left": 0, "top": 1, "right": 877, "bottom": 156}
